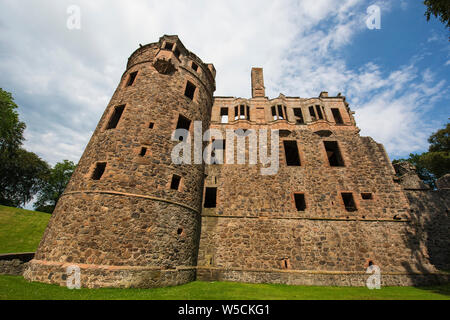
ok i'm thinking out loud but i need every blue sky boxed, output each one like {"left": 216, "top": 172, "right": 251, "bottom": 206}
{"left": 0, "top": 0, "right": 449, "bottom": 166}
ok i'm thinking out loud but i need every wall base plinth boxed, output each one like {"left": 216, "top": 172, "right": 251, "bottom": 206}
{"left": 24, "top": 259, "right": 196, "bottom": 288}
{"left": 196, "top": 267, "right": 450, "bottom": 287}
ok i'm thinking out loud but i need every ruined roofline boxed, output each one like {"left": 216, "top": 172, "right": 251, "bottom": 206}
{"left": 126, "top": 35, "right": 216, "bottom": 86}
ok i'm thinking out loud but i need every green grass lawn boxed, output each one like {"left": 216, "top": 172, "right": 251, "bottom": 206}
{"left": 0, "top": 275, "right": 449, "bottom": 300}
{"left": 0, "top": 205, "right": 449, "bottom": 300}
{"left": 0, "top": 205, "right": 50, "bottom": 253}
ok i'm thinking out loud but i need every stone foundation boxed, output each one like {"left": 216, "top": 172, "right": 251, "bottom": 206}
{"left": 197, "top": 267, "right": 450, "bottom": 287}
{"left": 0, "top": 253, "right": 35, "bottom": 276}
{"left": 24, "top": 259, "right": 196, "bottom": 288}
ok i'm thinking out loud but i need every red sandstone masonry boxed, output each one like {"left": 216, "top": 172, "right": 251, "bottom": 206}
{"left": 23, "top": 35, "right": 449, "bottom": 288}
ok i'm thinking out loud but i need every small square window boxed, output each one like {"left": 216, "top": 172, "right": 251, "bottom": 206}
{"left": 184, "top": 81, "right": 196, "bottom": 100}
{"left": 149, "top": 122, "right": 155, "bottom": 129}
{"left": 164, "top": 42, "right": 174, "bottom": 50}
{"left": 92, "top": 162, "right": 106, "bottom": 180}
{"left": 361, "top": 193, "right": 373, "bottom": 200}
{"left": 192, "top": 62, "right": 199, "bottom": 72}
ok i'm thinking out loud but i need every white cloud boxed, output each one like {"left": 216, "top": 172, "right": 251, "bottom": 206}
{"left": 0, "top": 0, "right": 447, "bottom": 165}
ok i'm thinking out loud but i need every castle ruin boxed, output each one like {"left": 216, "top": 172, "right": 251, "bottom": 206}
{"left": 24, "top": 35, "right": 449, "bottom": 288}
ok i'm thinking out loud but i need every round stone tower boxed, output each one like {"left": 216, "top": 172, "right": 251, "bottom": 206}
{"left": 24, "top": 35, "right": 216, "bottom": 288}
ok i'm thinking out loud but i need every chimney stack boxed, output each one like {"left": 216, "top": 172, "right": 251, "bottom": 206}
{"left": 251, "top": 67, "right": 265, "bottom": 98}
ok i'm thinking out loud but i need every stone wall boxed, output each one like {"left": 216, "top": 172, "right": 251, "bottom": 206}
{"left": 0, "top": 253, "right": 34, "bottom": 276}
{"left": 25, "top": 35, "right": 216, "bottom": 288}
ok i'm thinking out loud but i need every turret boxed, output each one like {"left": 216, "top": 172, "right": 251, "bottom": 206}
{"left": 25, "top": 35, "right": 216, "bottom": 288}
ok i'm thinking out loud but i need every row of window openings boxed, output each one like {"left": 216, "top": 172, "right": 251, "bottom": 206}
{"left": 107, "top": 104, "right": 341, "bottom": 135}
{"left": 205, "top": 140, "right": 344, "bottom": 167}
{"left": 220, "top": 106, "right": 344, "bottom": 124}
{"left": 106, "top": 110, "right": 343, "bottom": 168}
{"left": 124, "top": 67, "right": 198, "bottom": 101}
{"left": 284, "top": 140, "right": 345, "bottom": 167}
{"left": 203, "top": 188, "right": 372, "bottom": 212}
{"left": 90, "top": 163, "right": 372, "bottom": 212}
{"left": 91, "top": 162, "right": 183, "bottom": 190}
{"left": 105, "top": 94, "right": 194, "bottom": 132}
{"left": 164, "top": 42, "right": 201, "bottom": 74}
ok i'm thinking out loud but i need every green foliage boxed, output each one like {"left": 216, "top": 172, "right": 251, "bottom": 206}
{"left": 0, "top": 148, "right": 50, "bottom": 207}
{"left": 424, "top": 0, "right": 450, "bottom": 29}
{"left": 0, "top": 275, "right": 449, "bottom": 300}
{"left": 34, "top": 160, "right": 76, "bottom": 213}
{"left": 393, "top": 123, "right": 450, "bottom": 187}
{"left": 428, "top": 123, "right": 449, "bottom": 152}
{"left": 0, "top": 89, "right": 50, "bottom": 207}
{"left": 0, "top": 205, "right": 50, "bottom": 253}
{"left": 0, "top": 88, "right": 25, "bottom": 152}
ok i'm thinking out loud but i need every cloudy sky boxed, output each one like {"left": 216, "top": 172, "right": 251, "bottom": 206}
{"left": 0, "top": 0, "right": 449, "bottom": 166}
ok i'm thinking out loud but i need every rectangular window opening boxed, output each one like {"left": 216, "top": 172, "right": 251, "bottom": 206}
{"left": 192, "top": 62, "right": 199, "bottom": 72}
{"left": 361, "top": 193, "right": 373, "bottom": 200}
{"left": 309, "top": 106, "right": 316, "bottom": 121}
{"left": 92, "top": 162, "right": 106, "bottom": 181}
{"left": 204, "top": 187, "right": 217, "bottom": 208}
{"left": 294, "top": 108, "right": 305, "bottom": 124}
{"left": 283, "top": 140, "right": 301, "bottom": 166}
{"left": 106, "top": 105, "right": 125, "bottom": 130}
{"left": 139, "top": 147, "right": 147, "bottom": 157}
{"left": 184, "top": 81, "right": 196, "bottom": 100}
{"left": 212, "top": 139, "right": 226, "bottom": 164}
{"left": 239, "top": 105, "right": 245, "bottom": 120}
{"left": 277, "top": 105, "right": 284, "bottom": 120}
{"left": 342, "top": 193, "right": 357, "bottom": 212}
{"left": 271, "top": 106, "right": 277, "bottom": 120}
{"left": 176, "top": 115, "right": 191, "bottom": 130}
{"left": 149, "top": 122, "right": 154, "bottom": 129}
{"left": 315, "top": 105, "right": 324, "bottom": 120}
{"left": 220, "top": 108, "right": 229, "bottom": 123}
{"left": 235, "top": 106, "right": 239, "bottom": 120}
{"left": 174, "top": 48, "right": 181, "bottom": 59}
{"left": 170, "top": 175, "right": 181, "bottom": 190}
{"left": 164, "top": 42, "right": 174, "bottom": 50}
{"left": 126, "top": 71, "right": 138, "bottom": 87}
{"left": 331, "top": 108, "right": 344, "bottom": 124}
{"left": 324, "top": 141, "right": 345, "bottom": 167}
{"left": 294, "top": 193, "right": 306, "bottom": 211}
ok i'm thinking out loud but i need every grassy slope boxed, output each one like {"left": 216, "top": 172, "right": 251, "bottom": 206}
{"left": 0, "top": 275, "right": 449, "bottom": 300}
{"left": 0, "top": 205, "right": 50, "bottom": 253}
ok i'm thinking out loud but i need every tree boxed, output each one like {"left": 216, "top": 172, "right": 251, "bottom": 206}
{"left": 393, "top": 122, "right": 450, "bottom": 188}
{"left": 0, "top": 88, "right": 50, "bottom": 207}
{"left": 0, "top": 148, "right": 50, "bottom": 207}
{"left": 424, "top": 0, "right": 450, "bottom": 30}
{"left": 0, "top": 88, "right": 25, "bottom": 152}
{"left": 428, "top": 122, "right": 449, "bottom": 152}
{"left": 34, "top": 160, "right": 76, "bottom": 213}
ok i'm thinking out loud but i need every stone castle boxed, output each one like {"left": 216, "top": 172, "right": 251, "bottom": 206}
{"left": 24, "top": 35, "right": 449, "bottom": 288}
